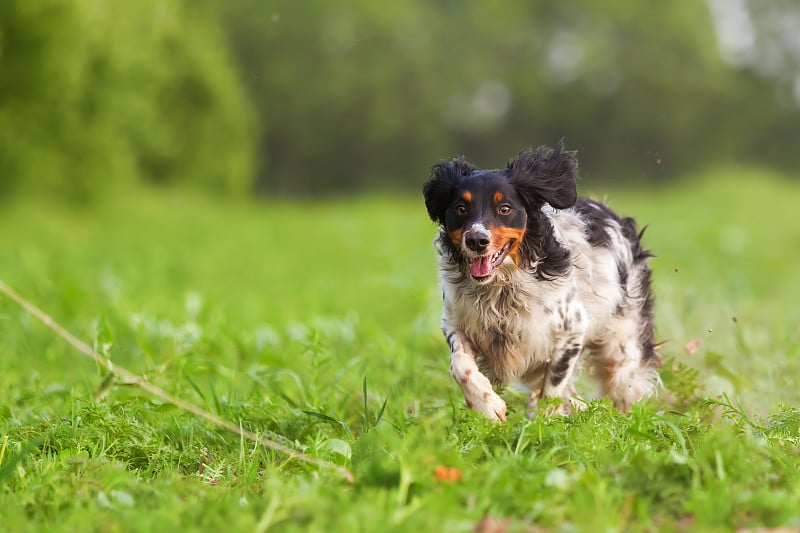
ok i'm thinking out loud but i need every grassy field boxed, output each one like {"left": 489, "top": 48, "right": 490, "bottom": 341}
{"left": 1, "top": 170, "right": 800, "bottom": 531}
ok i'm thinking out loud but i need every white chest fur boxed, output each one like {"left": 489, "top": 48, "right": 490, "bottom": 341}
{"left": 440, "top": 256, "right": 578, "bottom": 386}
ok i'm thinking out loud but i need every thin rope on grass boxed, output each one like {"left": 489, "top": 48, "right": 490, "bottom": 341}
{"left": 0, "top": 280, "right": 354, "bottom": 483}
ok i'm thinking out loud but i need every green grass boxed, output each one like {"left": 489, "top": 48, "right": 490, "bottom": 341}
{"left": 1, "top": 169, "right": 800, "bottom": 531}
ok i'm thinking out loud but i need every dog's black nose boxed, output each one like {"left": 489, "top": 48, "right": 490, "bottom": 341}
{"left": 465, "top": 231, "right": 490, "bottom": 252}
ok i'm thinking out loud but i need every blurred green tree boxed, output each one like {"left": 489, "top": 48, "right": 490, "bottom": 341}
{"left": 0, "top": 0, "right": 253, "bottom": 201}
{"left": 2, "top": 1, "right": 798, "bottom": 200}
{"left": 218, "top": 0, "right": 800, "bottom": 195}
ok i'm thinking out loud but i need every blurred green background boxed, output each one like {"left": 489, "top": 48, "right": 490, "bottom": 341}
{"left": 1, "top": 0, "right": 799, "bottom": 201}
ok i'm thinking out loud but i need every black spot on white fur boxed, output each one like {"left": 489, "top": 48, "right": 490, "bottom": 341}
{"left": 550, "top": 343, "right": 582, "bottom": 386}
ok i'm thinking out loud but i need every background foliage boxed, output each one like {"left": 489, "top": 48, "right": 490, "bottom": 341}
{"left": 2, "top": 0, "right": 799, "bottom": 199}
{"left": 0, "top": 0, "right": 253, "bottom": 201}
{"left": 219, "top": 0, "right": 800, "bottom": 194}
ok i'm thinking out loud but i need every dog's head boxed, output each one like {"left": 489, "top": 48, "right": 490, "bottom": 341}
{"left": 423, "top": 142, "right": 579, "bottom": 284}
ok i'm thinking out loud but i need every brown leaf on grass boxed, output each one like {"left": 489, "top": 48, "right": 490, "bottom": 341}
{"left": 684, "top": 339, "right": 702, "bottom": 355}
{"left": 676, "top": 515, "right": 694, "bottom": 532}
{"left": 474, "top": 516, "right": 509, "bottom": 533}
{"left": 434, "top": 465, "right": 462, "bottom": 483}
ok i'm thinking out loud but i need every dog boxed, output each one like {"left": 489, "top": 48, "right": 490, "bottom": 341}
{"left": 423, "top": 142, "right": 661, "bottom": 420}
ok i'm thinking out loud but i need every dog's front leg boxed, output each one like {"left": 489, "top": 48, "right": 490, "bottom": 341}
{"left": 536, "top": 333, "right": 586, "bottom": 416}
{"left": 443, "top": 321, "right": 507, "bottom": 422}
{"left": 531, "top": 297, "right": 589, "bottom": 416}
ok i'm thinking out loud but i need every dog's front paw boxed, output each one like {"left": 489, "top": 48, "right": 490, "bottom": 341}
{"left": 466, "top": 390, "right": 507, "bottom": 422}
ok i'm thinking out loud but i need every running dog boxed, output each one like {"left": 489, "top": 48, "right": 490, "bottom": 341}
{"left": 423, "top": 142, "right": 661, "bottom": 420}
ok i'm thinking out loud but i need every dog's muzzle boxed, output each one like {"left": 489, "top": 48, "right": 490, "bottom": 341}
{"left": 464, "top": 228, "right": 490, "bottom": 253}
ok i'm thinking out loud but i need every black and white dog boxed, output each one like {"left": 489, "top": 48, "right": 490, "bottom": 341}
{"left": 423, "top": 142, "right": 661, "bottom": 420}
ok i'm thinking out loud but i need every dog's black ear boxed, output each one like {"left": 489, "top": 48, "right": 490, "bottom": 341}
{"left": 508, "top": 141, "right": 578, "bottom": 210}
{"left": 423, "top": 156, "right": 475, "bottom": 225}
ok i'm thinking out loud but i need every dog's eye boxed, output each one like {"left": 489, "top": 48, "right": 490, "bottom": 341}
{"left": 454, "top": 205, "right": 467, "bottom": 216}
{"left": 498, "top": 205, "right": 512, "bottom": 215}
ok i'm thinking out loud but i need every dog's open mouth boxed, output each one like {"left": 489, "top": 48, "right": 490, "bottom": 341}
{"left": 468, "top": 242, "right": 511, "bottom": 282}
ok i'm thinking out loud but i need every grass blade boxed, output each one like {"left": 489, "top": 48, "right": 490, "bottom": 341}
{"left": 0, "top": 280, "right": 354, "bottom": 483}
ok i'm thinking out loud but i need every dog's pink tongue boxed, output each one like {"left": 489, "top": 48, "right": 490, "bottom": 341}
{"left": 470, "top": 257, "right": 492, "bottom": 277}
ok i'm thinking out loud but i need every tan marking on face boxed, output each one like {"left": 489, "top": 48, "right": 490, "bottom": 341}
{"left": 462, "top": 191, "right": 472, "bottom": 203}
{"left": 493, "top": 191, "right": 504, "bottom": 204}
{"left": 460, "top": 368, "right": 472, "bottom": 384}
{"left": 448, "top": 229, "right": 464, "bottom": 249}
{"left": 506, "top": 248, "right": 523, "bottom": 267}
{"left": 489, "top": 226, "right": 526, "bottom": 266}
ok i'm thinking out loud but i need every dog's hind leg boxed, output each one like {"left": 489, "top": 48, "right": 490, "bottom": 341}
{"left": 586, "top": 314, "right": 661, "bottom": 412}
{"left": 588, "top": 259, "right": 661, "bottom": 412}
